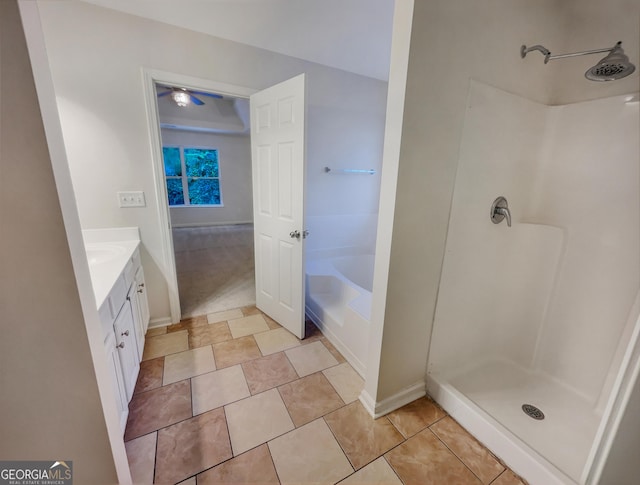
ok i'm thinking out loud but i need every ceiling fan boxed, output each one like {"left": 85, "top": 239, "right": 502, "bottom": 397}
{"left": 157, "top": 86, "right": 223, "bottom": 107}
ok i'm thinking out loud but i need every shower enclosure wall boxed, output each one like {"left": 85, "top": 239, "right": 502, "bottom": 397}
{"left": 427, "top": 80, "right": 639, "bottom": 484}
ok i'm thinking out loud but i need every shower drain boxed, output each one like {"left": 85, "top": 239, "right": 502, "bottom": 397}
{"left": 522, "top": 404, "right": 545, "bottom": 420}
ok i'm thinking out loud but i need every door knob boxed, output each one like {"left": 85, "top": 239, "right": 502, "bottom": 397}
{"left": 491, "top": 196, "right": 512, "bottom": 227}
{"left": 289, "top": 230, "right": 301, "bottom": 239}
{"left": 303, "top": 230, "right": 310, "bottom": 239}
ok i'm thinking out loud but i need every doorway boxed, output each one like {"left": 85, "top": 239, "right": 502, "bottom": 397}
{"left": 142, "top": 69, "right": 257, "bottom": 323}
{"left": 143, "top": 70, "right": 309, "bottom": 340}
{"left": 155, "top": 82, "right": 256, "bottom": 317}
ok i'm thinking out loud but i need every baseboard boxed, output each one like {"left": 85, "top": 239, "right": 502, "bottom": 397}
{"left": 360, "top": 381, "right": 426, "bottom": 419}
{"left": 170, "top": 221, "right": 253, "bottom": 228}
{"left": 359, "top": 389, "right": 378, "bottom": 417}
{"left": 148, "top": 316, "right": 172, "bottom": 328}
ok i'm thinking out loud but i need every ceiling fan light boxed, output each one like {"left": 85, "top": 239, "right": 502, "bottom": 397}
{"left": 171, "top": 90, "right": 190, "bottom": 107}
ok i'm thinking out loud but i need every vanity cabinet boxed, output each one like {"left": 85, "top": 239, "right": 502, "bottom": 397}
{"left": 97, "top": 246, "right": 148, "bottom": 432}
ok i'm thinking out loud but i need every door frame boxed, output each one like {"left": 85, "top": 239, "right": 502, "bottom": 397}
{"left": 141, "top": 68, "right": 256, "bottom": 323}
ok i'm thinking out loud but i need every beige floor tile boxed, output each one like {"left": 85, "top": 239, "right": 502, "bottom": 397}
{"left": 197, "top": 444, "right": 279, "bottom": 485}
{"left": 145, "top": 326, "right": 166, "bottom": 337}
{"left": 228, "top": 313, "right": 270, "bottom": 339}
{"left": 167, "top": 315, "right": 208, "bottom": 333}
{"left": 263, "top": 313, "right": 282, "bottom": 330}
{"left": 340, "top": 457, "right": 403, "bottom": 485}
{"left": 191, "top": 365, "right": 250, "bottom": 415}
{"left": 241, "top": 305, "right": 262, "bottom": 316}
{"left": 241, "top": 352, "right": 299, "bottom": 395}
{"left": 254, "top": 327, "right": 301, "bottom": 355}
{"left": 124, "top": 432, "right": 156, "bottom": 485}
{"left": 124, "top": 380, "right": 192, "bottom": 441}
{"left": 188, "top": 322, "right": 232, "bottom": 349}
{"left": 319, "top": 336, "right": 347, "bottom": 363}
{"left": 163, "top": 346, "right": 216, "bottom": 385}
{"left": 285, "top": 340, "right": 338, "bottom": 377}
{"left": 207, "top": 308, "right": 244, "bottom": 324}
{"left": 323, "top": 362, "right": 364, "bottom": 403}
{"left": 325, "top": 401, "right": 404, "bottom": 470}
{"left": 133, "top": 357, "right": 163, "bottom": 395}
{"left": 176, "top": 477, "right": 196, "bottom": 485}
{"left": 491, "top": 470, "right": 527, "bottom": 485}
{"left": 385, "top": 428, "right": 481, "bottom": 485}
{"left": 142, "top": 330, "right": 188, "bottom": 361}
{"left": 155, "top": 408, "right": 232, "bottom": 484}
{"left": 225, "top": 388, "right": 294, "bottom": 455}
{"left": 279, "top": 372, "right": 344, "bottom": 427}
{"left": 387, "top": 395, "right": 447, "bottom": 438}
{"left": 213, "top": 335, "right": 262, "bottom": 368}
{"left": 430, "top": 416, "right": 504, "bottom": 483}
{"left": 268, "top": 418, "right": 354, "bottom": 484}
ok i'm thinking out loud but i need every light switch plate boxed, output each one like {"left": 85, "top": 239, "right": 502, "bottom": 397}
{"left": 117, "top": 191, "right": 146, "bottom": 208}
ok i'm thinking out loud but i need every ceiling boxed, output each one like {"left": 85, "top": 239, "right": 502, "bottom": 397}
{"left": 80, "top": 0, "right": 395, "bottom": 81}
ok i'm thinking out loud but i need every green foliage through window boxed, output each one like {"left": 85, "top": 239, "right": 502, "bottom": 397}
{"left": 162, "top": 147, "right": 221, "bottom": 206}
{"left": 166, "top": 178, "right": 185, "bottom": 205}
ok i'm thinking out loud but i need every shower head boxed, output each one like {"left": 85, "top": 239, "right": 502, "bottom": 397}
{"left": 522, "top": 40, "right": 637, "bottom": 82}
{"left": 585, "top": 43, "right": 636, "bottom": 81}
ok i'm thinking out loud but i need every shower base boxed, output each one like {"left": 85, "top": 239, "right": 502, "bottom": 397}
{"left": 427, "top": 359, "right": 601, "bottom": 484}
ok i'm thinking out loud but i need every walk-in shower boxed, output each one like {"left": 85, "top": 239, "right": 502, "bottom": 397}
{"left": 426, "top": 39, "right": 639, "bottom": 484}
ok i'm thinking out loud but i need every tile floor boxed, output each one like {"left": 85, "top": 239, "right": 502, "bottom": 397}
{"left": 172, "top": 225, "right": 256, "bottom": 318}
{"left": 125, "top": 306, "right": 527, "bottom": 484}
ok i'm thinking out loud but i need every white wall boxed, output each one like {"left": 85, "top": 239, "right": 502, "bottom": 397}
{"left": 35, "top": 0, "right": 387, "bottom": 323}
{"left": 161, "top": 129, "right": 253, "bottom": 226}
{"left": 1, "top": 1, "right": 120, "bottom": 481}
{"left": 530, "top": 94, "right": 639, "bottom": 403}
{"left": 428, "top": 82, "right": 562, "bottom": 375}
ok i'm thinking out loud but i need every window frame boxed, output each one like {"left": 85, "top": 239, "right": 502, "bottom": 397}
{"left": 163, "top": 144, "right": 223, "bottom": 208}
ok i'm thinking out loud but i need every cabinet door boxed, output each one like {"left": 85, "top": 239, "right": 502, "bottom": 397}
{"left": 114, "top": 301, "right": 140, "bottom": 402}
{"left": 135, "top": 265, "right": 150, "bottom": 334}
{"left": 128, "top": 285, "right": 145, "bottom": 359}
{"left": 105, "top": 331, "right": 128, "bottom": 432}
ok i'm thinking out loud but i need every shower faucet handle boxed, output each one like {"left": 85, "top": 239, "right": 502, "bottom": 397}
{"left": 495, "top": 207, "right": 512, "bottom": 227}
{"left": 491, "top": 196, "right": 512, "bottom": 227}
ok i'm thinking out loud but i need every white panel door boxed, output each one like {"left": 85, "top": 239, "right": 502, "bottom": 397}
{"left": 250, "top": 74, "right": 306, "bottom": 339}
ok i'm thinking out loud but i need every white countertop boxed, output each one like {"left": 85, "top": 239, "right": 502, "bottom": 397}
{"left": 83, "top": 228, "right": 141, "bottom": 308}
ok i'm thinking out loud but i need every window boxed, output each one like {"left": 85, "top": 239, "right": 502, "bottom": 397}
{"left": 163, "top": 146, "right": 222, "bottom": 206}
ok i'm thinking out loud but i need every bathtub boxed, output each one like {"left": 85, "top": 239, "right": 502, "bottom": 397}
{"left": 305, "top": 254, "right": 373, "bottom": 377}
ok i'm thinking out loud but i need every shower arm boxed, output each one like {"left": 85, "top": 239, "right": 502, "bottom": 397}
{"left": 521, "top": 41, "right": 621, "bottom": 64}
